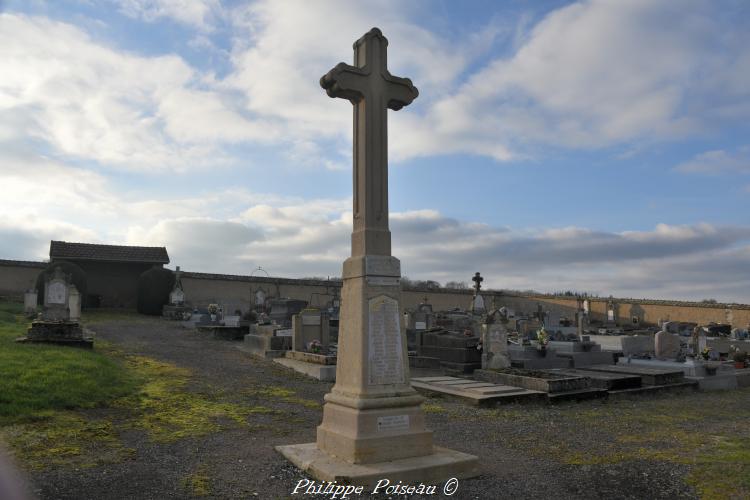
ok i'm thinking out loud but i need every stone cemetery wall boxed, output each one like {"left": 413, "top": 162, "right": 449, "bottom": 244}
{"left": 1, "top": 260, "right": 748, "bottom": 326}
{"left": 0, "top": 259, "right": 46, "bottom": 298}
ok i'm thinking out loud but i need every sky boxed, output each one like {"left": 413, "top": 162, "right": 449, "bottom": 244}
{"left": 1, "top": 0, "right": 749, "bottom": 303}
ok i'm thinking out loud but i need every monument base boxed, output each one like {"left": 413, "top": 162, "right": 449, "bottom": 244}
{"left": 275, "top": 442, "right": 479, "bottom": 488}
{"left": 16, "top": 321, "right": 93, "bottom": 349}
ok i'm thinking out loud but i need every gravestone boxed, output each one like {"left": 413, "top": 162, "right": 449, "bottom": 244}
{"left": 277, "top": 28, "right": 477, "bottom": 485}
{"left": 292, "top": 308, "right": 331, "bottom": 353}
{"left": 654, "top": 330, "right": 681, "bottom": 360}
{"left": 163, "top": 266, "right": 191, "bottom": 320}
{"left": 482, "top": 321, "right": 510, "bottom": 370}
{"left": 268, "top": 298, "right": 308, "bottom": 327}
{"left": 23, "top": 289, "right": 37, "bottom": 316}
{"left": 471, "top": 272, "right": 485, "bottom": 314}
{"left": 18, "top": 266, "right": 92, "bottom": 348}
{"left": 621, "top": 335, "right": 655, "bottom": 358}
{"left": 68, "top": 285, "right": 81, "bottom": 322}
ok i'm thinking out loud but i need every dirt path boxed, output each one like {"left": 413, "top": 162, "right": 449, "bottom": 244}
{"left": 22, "top": 316, "right": 730, "bottom": 499}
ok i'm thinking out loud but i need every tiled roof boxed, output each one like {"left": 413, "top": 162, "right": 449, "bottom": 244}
{"left": 49, "top": 241, "right": 169, "bottom": 264}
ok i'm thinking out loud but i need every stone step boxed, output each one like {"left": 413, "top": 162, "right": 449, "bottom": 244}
{"left": 411, "top": 377, "right": 545, "bottom": 407}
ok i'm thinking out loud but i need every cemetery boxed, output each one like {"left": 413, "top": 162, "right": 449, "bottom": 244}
{"left": 1, "top": 8, "right": 750, "bottom": 500}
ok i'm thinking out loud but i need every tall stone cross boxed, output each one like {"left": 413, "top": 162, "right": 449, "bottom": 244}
{"left": 472, "top": 272, "right": 484, "bottom": 294}
{"left": 277, "top": 28, "right": 478, "bottom": 484}
{"left": 320, "top": 27, "right": 418, "bottom": 257}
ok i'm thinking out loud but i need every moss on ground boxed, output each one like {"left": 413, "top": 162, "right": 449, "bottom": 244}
{"left": 1, "top": 413, "right": 134, "bottom": 470}
{"left": 485, "top": 390, "right": 750, "bottom": 499}
{"left": 247, "top": 385, "right": 321, "bottom": 409}
{"left": 116, "top": 355, "right": 275, "bottom": 443}
{"left": 182, "top": 467, "right": 212, "bottom": 497}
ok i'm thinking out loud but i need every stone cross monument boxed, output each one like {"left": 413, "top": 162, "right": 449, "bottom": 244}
{"left": 471, "top": 272, "right": 485, "bottom": 313}
{"left": 277, "top": 27, "right": 477, "bottom": 486}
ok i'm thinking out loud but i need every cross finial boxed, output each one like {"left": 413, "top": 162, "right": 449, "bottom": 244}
{"left": 472, "top": 272, "right": 483, "bottom": 294}
{"left": 320, "top": 28, "right": 418, "bottom": 257}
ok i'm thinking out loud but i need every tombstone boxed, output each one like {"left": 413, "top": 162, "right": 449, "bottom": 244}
{"left": 277, "top": 28, "right": 477, "bottom": 484}
{"left": 18, "top": 266, "right": 92, "bottom": 348}
{"left": 23, "top": 289, "right": 37, "bottom": 316}
{"left": 163, "top": 266, "right": 192, "bottom": 320}
{"left": 268, "top": 298, "right": 308, "bottom": 327}
{"left": 68, "top": 285, "right": 81, "bottom": 322}
{"left": 292, "top": 308, "right": 330, "bottom": 353}
{"left": 170, "top": 266, "right": 185, "bottom": 305}
{"left": 654, "top": 330, "right": 681, "bottom": 360}
{"left": 254, "top": 289, "right": 267, "bottom": 310}
{"left": 621, "top": 335, "right": 655, "bottom": 358}
{"left": 470, "top": 272, "right": 485, "bottom": 314}
{"left": 482, "top": 321, "right": 510, "bottom": 369}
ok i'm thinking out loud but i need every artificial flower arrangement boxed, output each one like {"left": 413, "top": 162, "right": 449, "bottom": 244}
{"left": 307, "top": 339, "right": 322, "bottom": 354}
{"left": 536, "top": 327, "right": 549, "bottom": 350}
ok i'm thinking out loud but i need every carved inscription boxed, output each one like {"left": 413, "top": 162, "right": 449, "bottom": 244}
{"left": 368, "top": 295, "right": 404, "bottom": 385}
{"left": 366, "top": 277, "right": 400, "bottom": 287}
{"left": 302, "top": 315, "right": 321, "bottom": 326}
{"left": 377, "top": 415, "right": 410, "bottom": 432}
{"left": 47, "top": 282, "right": 67, "bottom": 305}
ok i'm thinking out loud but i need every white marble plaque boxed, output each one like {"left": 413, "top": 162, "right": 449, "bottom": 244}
{"left": 170, "top": 289, "right": 185, "bottom": 304}
{"left": 275, "top": 328, "right": 293, "bottom": 337}
{"left": 366, "top": 277, "right": 400, "bottom": 287}
{"left": 302, "top": 315, "right": 321, "bottom": 326}
{"left": 377, "top": 415, "right": 409, "bottom": 432}
{"left": 415, "top": 321, "right": 426, "bottom": 331}
{"left": 47, "top": 282, "right": 66, "bottom": 304}
{"left": 368, "top": 295, "right": 404, "bottom": 385}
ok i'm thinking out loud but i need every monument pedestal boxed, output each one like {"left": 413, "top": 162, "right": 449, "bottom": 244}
{"left": 277, "top": 443, "right": 478, "bottom": 487}
{"left": 277, "top": 255, "right": 478, "bottom": 484}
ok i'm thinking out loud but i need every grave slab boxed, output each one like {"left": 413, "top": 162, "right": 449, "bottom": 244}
{"left": 410, "top": 376, "right": 544, "bottom": 406}
{"left": 583, "top": 364, "right": 685, "bottom": 386}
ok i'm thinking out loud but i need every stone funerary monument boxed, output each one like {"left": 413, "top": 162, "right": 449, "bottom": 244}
{"left": 277, "top": 28, "right": 478, "bottom": 485}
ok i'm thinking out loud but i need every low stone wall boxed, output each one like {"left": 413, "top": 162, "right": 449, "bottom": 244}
{"left": 0, "top": 259, "right": 45, "bottom": 298}
{"left": 1, "top": 259, "right": 748, "bottom": 327}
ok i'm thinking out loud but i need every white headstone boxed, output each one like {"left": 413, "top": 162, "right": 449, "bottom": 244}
{"left": 68, "top": 286, "right": 81, "bottom": 322}
{"left": 170, "top": 288, "right": 185, "bottom": 305}
{"left": 24, "top": 289, "right": 37, "bottom": 314}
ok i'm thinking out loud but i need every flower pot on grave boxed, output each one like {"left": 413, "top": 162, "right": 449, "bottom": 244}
{"left": 537, "top": 345, "right": 547, "bottom": 357}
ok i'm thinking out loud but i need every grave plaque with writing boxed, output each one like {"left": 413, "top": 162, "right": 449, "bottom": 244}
{"left": 47, "top": 282, "right": 66, "bottom": 304}
{"left": 376, "top": 415, "right": 410, "bottom": 432}
{"left": 368, "top": 295, "right": 404, "bottom": 385}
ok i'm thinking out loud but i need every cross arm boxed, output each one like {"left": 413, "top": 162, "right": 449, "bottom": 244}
{"left": 320, "top": 63, "right": 368, "bottom": 103}
{"left": 383, "top": 74, "right": 418, "bottom": 110}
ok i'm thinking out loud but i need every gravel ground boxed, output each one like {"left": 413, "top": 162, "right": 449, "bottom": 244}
{"left": 18, "top": 316, "right": 725, "bottom": 500}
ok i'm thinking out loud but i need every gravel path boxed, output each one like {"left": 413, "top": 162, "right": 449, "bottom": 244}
{"left": 23, "top": 316, "right": 706, "bottom": 500}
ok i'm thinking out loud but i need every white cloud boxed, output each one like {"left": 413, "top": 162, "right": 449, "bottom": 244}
{"left": 399, "top": 0, "right": 750, "bottom": 159}
{"left": 675, "top": 147, "right": 750, "bottom": 174}
{"left": 115, "top": 0, "right": 221, "bottom": 31}
{"left": 0, "top": 13, "right": 279, "bottom": 172}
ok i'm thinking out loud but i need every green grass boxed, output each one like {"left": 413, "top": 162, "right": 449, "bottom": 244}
{"left": 0, "top": 301, "right": 138, "bottom": 425}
